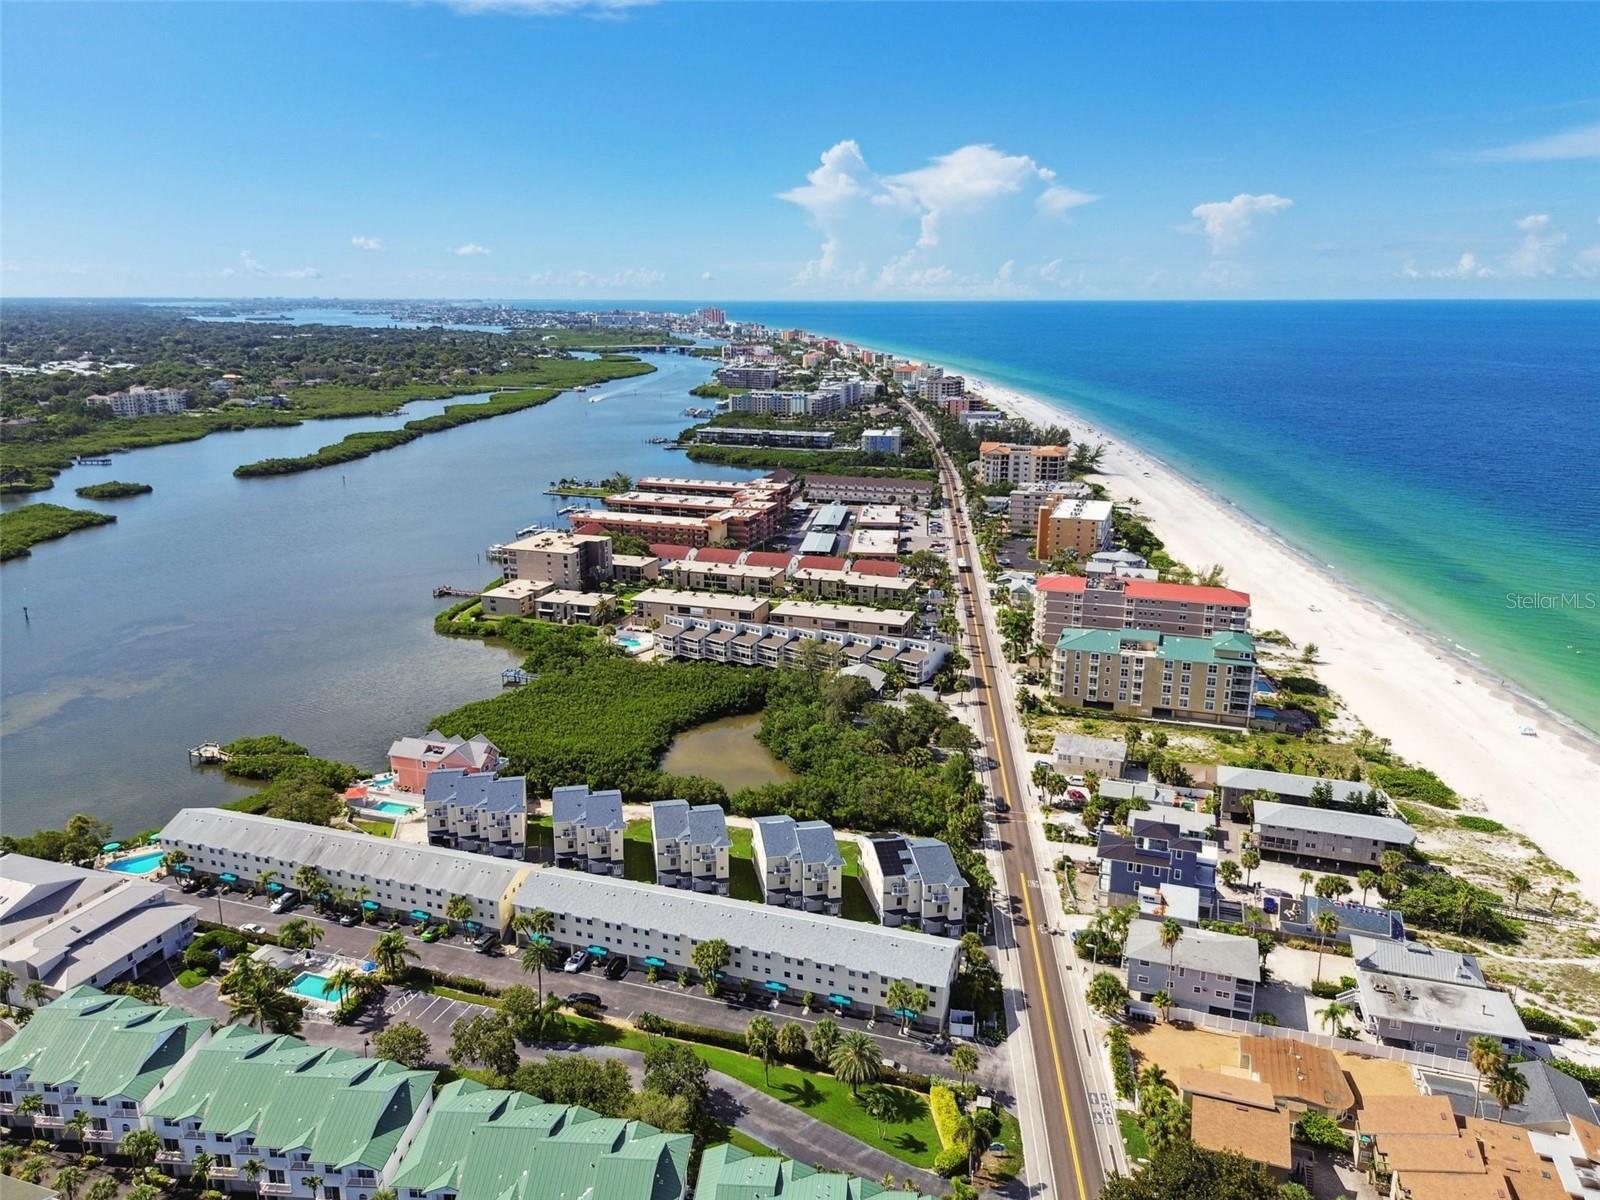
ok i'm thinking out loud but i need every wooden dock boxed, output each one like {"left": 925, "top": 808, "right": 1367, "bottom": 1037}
{"left": 433, "top": 585, "right": 480, "bottom": 599}
{"left": 188, "top": 741, "right": 231, "bottom": 764}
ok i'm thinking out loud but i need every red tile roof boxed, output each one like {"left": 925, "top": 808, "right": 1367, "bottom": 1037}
{"left": 741, "top": 551, "right": 795, "bottom": 569}
{"left": 689, "top": 547, "right": 743, "bottom": 565}
{"left": 647, "top": 543, "right": 693, "bottom": 561}
{"left": 1124, "top": 580, "right": 1251, "bottom": 606}
{"left": 1037, "top": 575, "right": 1088, "bottom": 593}
{"left": 797, "top": 555, "right": 847, "bottom": 571}
{"left": 845, "top": 558, "right": 903, "bottom": 578}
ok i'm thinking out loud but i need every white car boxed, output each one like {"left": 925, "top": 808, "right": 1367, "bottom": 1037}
{"left": 563, "top": 950, "right": 589, "bottom": 973}
{"left": 238, "top": 922, "right": 266, "bottom": 935}
{"left": 1066, "top": 774, "right": 1086, "bottom": 787}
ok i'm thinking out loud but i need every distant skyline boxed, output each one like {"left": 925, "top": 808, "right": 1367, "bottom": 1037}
{"left": 2, "top": 1, "right": 1597, "bottom": 301}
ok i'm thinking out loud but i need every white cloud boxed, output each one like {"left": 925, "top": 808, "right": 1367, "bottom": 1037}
{"left": 1189, "top": 193, "right": 1293, "bottom": 254}
{"left": 779, "top": 140, "right": 1097, "bottom": 294}
{"left": 351, "top": 236, "right": 384, "bottom": 252}
{"left": 454, "top": 243, "right": 491, "bottom": 257}
{"left": 1401, "top": 252, "right": 1496, "bottom": 280}
{"left": 1506, "top": 213, "right": 1567, "bottom": 277}
{"left": 231, "top": 250, "right": 321, "bottom": 280}
{"left": 700, "top": 270, "right": 714, "bottom": 281}
{"left": 1464, "top": 122, "right": 1600, "bottom": 164}
{"left": 526, "top": 266, "right": 665, "bottom": 290}
{"left": 1572, "top": 245, "right": 1600, "bottom": 280}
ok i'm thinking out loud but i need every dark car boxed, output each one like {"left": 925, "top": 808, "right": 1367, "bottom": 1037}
{"left": 603, "top": 956, "right": 629, "bottom": 980}
{"left": 472, "top": 932, "right": 501, "bottom": 954}
{"left": 565, "top": 991, "right": 602, "bottom": 1009}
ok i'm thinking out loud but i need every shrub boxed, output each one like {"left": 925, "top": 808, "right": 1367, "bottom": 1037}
{"left": 1309, "top": 979, "right": 1344, "bottom": 1000}
{"left": 930, "top": 1085, "right": 962, "bottom": 1150}
{"left": 1516, "top": 1004, "right": 1596, "bottom": 1040}
{"left": 1454, "top": 815, "right": 1505, "bottom": 834}
{"left": 1550, "top": 1057, "right": 1600, "bottom": 1098}
{"left": 1369, "top": 765, "right": 1460, "bottom": 809}
{"left": 1106, "top": 1026, "right": 1136, "bottom": 1101}
{"left": 181, "top": 946, "right": 220, "bottom": 976}
{"left": 1294, "top": 1111, "right": 1349, "bottom": 1152}
{"left": 933, "top": 1147, "right": 968, "bottom": 1178}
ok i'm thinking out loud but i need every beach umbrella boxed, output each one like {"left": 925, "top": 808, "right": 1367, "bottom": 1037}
{"left": 102, "top": 842, "right": 122, "bottom": 853}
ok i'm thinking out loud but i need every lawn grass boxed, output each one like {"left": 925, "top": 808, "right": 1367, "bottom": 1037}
{"left": 1118, "top": 1111, "right": 1149, "bottom": 1161}
{"left": 725, "top": 1129, "right": 781, "bottom": 1158}
{"left": 176, "top": 969, "right": 209, "bottom": 989}
{"left": 837, "top": 840, "right": 881, "bottom": 925}
{"left": 352, "top": 818, "right": 395, "bottom": 838}
{"left": 984, "top": 1107, "right": 1024, "bottom": 1184}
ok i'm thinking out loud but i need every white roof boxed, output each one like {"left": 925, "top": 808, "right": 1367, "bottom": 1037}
{"left": 1124, "top": 917, "right": 1261, "bottom": 981}
{"left": 1253, "top": 801, "right": 1415, "bottom": 846}
{"left": 512, "top": 869, "right": 958, "bottom": 989}
{"left": 1051, "top": 733, "right": 1127, "bottom": 762}
{"left": 1216, "top": 766, "right": 1387, "bottom": 805}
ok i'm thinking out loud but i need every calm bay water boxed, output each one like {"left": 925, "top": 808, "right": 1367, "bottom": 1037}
{"left": 730, "top": 301, "right": 1600, "bottom": 733}
{"left": 0, "top": 352, "right": 735, "bottom": 835}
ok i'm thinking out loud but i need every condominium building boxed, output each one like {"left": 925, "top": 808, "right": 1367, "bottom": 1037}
{"left": 424, "top": 768, "right": 531, "bottom": 858}
{"left": 393, "top": 1079, "right": 690, "bottom": 1200}
{"left": 861, "top": 427, "right": 904, "bottom": 455}
{"left": 920, "top": 375, "right": 965, "bottom": 402}
{"left": 1252, "top": 801, "right": 1416, "bottom": 868}
{"left": 631, "top": 588, "right": 771, "bottom": 625}
{"left": 87, "top": 386, "right": 190, "bottom": 418}
{"left": 977, "top": 442, "right": 1070, "bottom": 485}
{"left": 636, "top": 476, "right": 796, "bottom": 513}
{"left": 511, "top": 870, "right": 959, "bottom": 1023}
{"left": 662, "top": 559, "right": 785, "bottom": 595}
{"left": 789, "top": 567, "right": 916, "bottom": 605}
{"left": 653, "top": 617, "right": 946, "bottom": 684}
{"left": 1007, "top": 480, "right": 1093, "bottom": 534}
{"left": 1051, "top": 627, "right": 1258, "bottom": 726}
{"left": 609, "top": 553, "right": 661, "bottom": 585}
{"left": 697, "top": 1145, "right": 937, "bottom": 1200}
{"left": 1035, "top": 497, "right": 1114, "bottom": 561}
{"left": 1215, "top": 766, "right": 1388, "bottom": 819}
{"left": 649, "top": 800, "right": 731, "bottom": 894}
{"left": 1123, "top": 917, "right": 1261, "bottom": 1019}
{"left": 1350, "top": 936, "right": 1533, "bottom": 1059}
{"left": 694, "top": 427, "right": 834, "bottom": 450}
{"left": 767, "top": 601, "right": 916, "bottom": 637}
{"left": 574, "top": 505, "right": 776, "bottom": 549}
{"left": 159, "top": 808, "right": 531, "bottom": 934}
{"left": 859, "top": 835, "right": 967, "bottom": 936}
{"left": 550, "top": 785, "right": 624, "bottom": 876}
{"left": 0, "top": 986, "right": 212, "bottom": 1145}
{"left": 845, "top": 528, "right": 901, "bottom": 559}
{"left": 386, "top": 731, "right": 500, "bottom": 795}
{"left": 1033, "top": 576, "right": 1253, "bottom": 646}
{"left": 751, "top": 816, "right": 843, "bottom": 914}
{"left": 144, "top": 1025, "right": 434, "bottom": 1200}
{"left": 499, "top": 530, "right": 614, "bottom": 588}
{"left": 479, "top": 578, "right": 548, "bottom": 616}
{"left": 0, "top": 855, "right": 199, "bottom": 1000}
{"left": 798, "top": 474, "right": 934, "bottom": 506}
{"left": 729, "top": 382, "right": 862, "bottom": 418}
{"left": 715, "top": 364, "right": 780, "bottom": 389}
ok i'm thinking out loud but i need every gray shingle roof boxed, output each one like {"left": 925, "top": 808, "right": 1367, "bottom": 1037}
{"left": 1420, "top": 1061, "right": 1598, "bottom": 1126}
{"left": 1124, "top": 917, "right": 1261, "bottom": 981}
{"left": 551, "top": 785, "right": 624, "bottom": 831}
{"left": 753, "top": 816, "right": 842, "bottom": 868}
{"left": 1253, "top": 800, "right": 1415, "bottom": 846}
{"left": 650, "top": 801, "right": 730, "bottom": 849}
{"left": 424, "top": 768, "right": 528, "bottom": 815}
{"left": 512, "top": 869, "right": 958, "bottom": 989}
{"left": 904, "top": 838, "right": 965, "bottom": 889}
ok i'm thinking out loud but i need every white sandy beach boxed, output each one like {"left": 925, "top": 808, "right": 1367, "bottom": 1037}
{"left": 960, "top": 375, "right": 1600, "bottom": 910}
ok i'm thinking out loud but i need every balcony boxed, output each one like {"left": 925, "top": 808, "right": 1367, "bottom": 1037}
{"left": 157, "top": 1151, "right": 186, "bottom": 1164}
{"left": 260, "top": 1183, "right": 293, "bottom": 1195}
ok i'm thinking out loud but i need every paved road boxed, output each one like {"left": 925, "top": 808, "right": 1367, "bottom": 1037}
{"left": 901, "top": 400, "right": 1106, "bottom": 1200}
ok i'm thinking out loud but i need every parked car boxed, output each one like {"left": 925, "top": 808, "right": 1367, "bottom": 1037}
{"left": 238, "top": 922, "right": 266, "bottom": 935}
{"left": 269, "top": 891, "right": 300, "bottom": 915}
{"left": 1262, "top": 897, "right": 1279, "bottom": 914}
{"left": 603, "top": 957, "right": 629, "bottom": 980}
{"left": 419, "top": 924, "right": 442, "bottom": 943}
{"left": 472, "top": 932, "right": 501, "bottom": 954}
{"left": 179, "top": 879, "right": 198, "bottom": 893}
{"left": 565, "top": 991, "right": 602, "bottom": 1008}
{"left": 563, "top": 950, "right": 589, "bottom": 973}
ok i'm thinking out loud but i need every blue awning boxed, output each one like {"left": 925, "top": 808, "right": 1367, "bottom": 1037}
{"left": 409, "top": 910, "right": 430, "bottom": 921}
{"left": 266, "top": 881, "right": 283, "bottom": 892}
{"left": 586, "top": 945, "right": 609, "bottom": 956}
{"left": 464, "top": 921, "right": 480, "bottom": 931}
{"left": 174, "top": 864, "right": 193, "bottom": 875}
{"left": 643, "top": 957, "right": 667, "bottom": 968}
{"left": 764, "top": 981, "right": 788, "bottom": 993}
{"left": 893, "top": 1007, "right": 919, "bottom": 1019}
{"left": 218, "top": 873, "right": 238, "bottom": 883}
{"left": 362, "top": 900, "right": 380, "bottom": 911}
{"left": 527, "top": 932, "right": 552, "bottom": 945}
{"left": 828, "top": 994, "right": 852, "bottom": 1007}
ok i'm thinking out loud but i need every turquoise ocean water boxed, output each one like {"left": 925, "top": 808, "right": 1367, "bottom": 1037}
{"left": 725, "top": 301, "right": 1599, "bottom": 733}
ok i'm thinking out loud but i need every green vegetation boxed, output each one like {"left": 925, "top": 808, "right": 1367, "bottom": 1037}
{"left": 1101, "top": 1141, "right": 1293, "bottom": 1200}
{"left": 1369, "top": 764, "right": 1462, "bottom": 809}
{"left": 1515, "top": 1002, "right": 1596, "bottom": 1039}
{"left": 72, "top": 480, "right": 152, "bottom": 499}
{"left": 1455, "top": 814, "right": 1506, "bottom": 834}
{"left": 1118, "top": 1111, "right": 1150, "bottom": 1160}
{"left": 1388, "top": 867, "right": 1523, "bottom": 943}
{"left": 208, "top": 735, "right": 364, "bottom": 826}
{"left": 686, "top": 443, "right": 935, "bottom": 476}
{"left": 1551, "top": 1056, "right": 1600, "bottom": 1097}
{"left": 0, "top": 503, "right": 115, "bottom": 560}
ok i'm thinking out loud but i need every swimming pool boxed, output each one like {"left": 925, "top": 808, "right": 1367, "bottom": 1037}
{"left": 373, "top": 801, "right": 414, "bottom": 816}
{"left": 288, "top": 973, "right": 341, "bottom": 1002}
{"left": 368, "top": 772, "right": 396, "bottom": 788}
{"left": 105, "top": 850, "right": 165, "bottom": 875}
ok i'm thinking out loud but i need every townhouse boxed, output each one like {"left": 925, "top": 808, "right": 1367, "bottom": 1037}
{"left": 697, "top": 1144, "right": 936, "bottom": 1200}
{"left": 649, "top": 800, "right": 731, "bottom": 895}
{"left": 423, "top": 768, "right": 531, "bottom": 858}
{"left": 631, "top": 588, "right": 771, "bottom": 625}
{"left": 1095, "top": 817, "right": 1219, "bottom": 921}
{"left": 392, "top": 1078, "right": 690, "bottom": 1200}
{"left": 977, "top": 442, "right": 1070, "bottom": 485}
{"left": 1252, "top": 801, "right": 1416, "bottom": 869}
{"left": 511, "top": 870, "right": 960, "bottom": 1025}
{"left": 751, "top": 816, "right": 843, "bottom": 915}
{"left": 859, "top": 835, "right": 967, "bottom": 936}
{"left": 1349, "top": 935, "right": 1534, "bottom": 1060}
{"left": 1051, "top": 626, "right": 1258, "bottom": 727}
{"left": 767, "top": 601, "right": 917, "bottom": 637}
{"left": 550, "top": 785, "right": 625, "bottom": 876}
{"left": 1033, "top": 576, "right": 1252, "bottom": 646}
{"left": 144, "top": 1026, "right": 434, "bottom": 1200}
{"left": 1123, "top": 917, "right": 1262, "bottom": 1019}
{"left": 652, "top": 615, "right": 947, "bottom": 684}
{"left": 661, "top": 559, "right": 785, "bottom": 596}
{"left": 1216, "top": 765, "right": 1389, "bottom": 819}
{"left": 386, "top": 731, "right": 499, "bottom": 795}
{"left": 1035, "top": 498, "right": 1114, "bottom": 562}
{"left": 1, "top": 855, "right": 198, "bottom": 1000}
{"left": 159, "top": 809, "right": 531, "bottom": 935}
{"left": 0, "top": 986, "right": 212, "bottom": 1145}
{"left": 861, "top": 427, "right": 904, "bottom": 455}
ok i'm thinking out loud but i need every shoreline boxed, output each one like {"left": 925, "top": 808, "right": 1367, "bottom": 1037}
{"left": 936, "top": 366, "right": 1600, "bottom": 907}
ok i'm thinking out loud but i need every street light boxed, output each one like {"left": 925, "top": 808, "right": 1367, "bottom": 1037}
{"left": 362, "top": 1038, "right": 369, "bottom": 1058}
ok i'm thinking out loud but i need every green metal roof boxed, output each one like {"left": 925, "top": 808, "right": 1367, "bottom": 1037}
{"left": 392, "top": 1079, "right": 690, "bottom": 1200}
{"left": 694, "top": 1144, "right": 938, "bottom": 1200}
{"left": 0, "top": 985, "right": 211, "bottom": 1102}
{"left": 1054, "top": 626, "right": 1256, "bottom": 665}
{"left": 145, "top": 1025, "right": 433, "bottom": 1171}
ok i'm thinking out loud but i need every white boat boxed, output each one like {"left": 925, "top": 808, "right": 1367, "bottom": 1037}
{"left": 1519, "top": 724, "right": 1537, "bottom": 737}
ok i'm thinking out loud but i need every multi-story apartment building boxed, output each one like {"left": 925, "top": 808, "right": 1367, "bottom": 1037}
{"left": 715, "top": 364, "right": 780, "bottom": 389}
{"left": 698, "top": 1145, "right": 938, "bottom": 1200}
{"left": 575, "top": 503, "right": 777, "bottom": 549}
{"left": 1051, "top": 627, "right": 1258, "bottom": 727}
{"left": 662, "top": 559, "right": 786, "bottom": 595}
{"left": 729, "top": 381, "right": 863, "bottom": 418}
{"left": 87, "top": 386, "right": 190, "bottom": 418}
{"left": 766, "top": 601, "right": 916, "bottom": 638}
{"left": 1035, "top": 498, "right": 1114, "bottom": 561}
{"left": 610, "top": 553, "right": 661, "bottom": 585}
{"left": 653, "top": 617, "right": 947, "bottom": 684}
{"left": 920, "top": 375, "right": 965, "bottom": 402}
{"left": 1007, "top": 480, "right": 1092, "bottom": 534}
{"left": 423, "top": 768, "right": 531, "bottom": 858}
{"left": 393, "top": 1079, "right": 690, "bottom": 1200}
{"left": 1095, "top": 818, "right": 1219, "bottom": 918}
{"left": 977, "top": 442, "right": 1070, "bottom": 485}
{"left": 694, "top": 427, "right": 834, "bottom": 449}
{"left": 0, "top": 986, "right": 212, "bottom": 1146}
{"left": 159, "top": 809, "right": 531, "bottom": 934}
{"left": 800, "top": 474, "right": 935, "bottom": 506}
{"left": 385, "top": 730, "right": 499, "bottom": 795}
{"left": 1033, "top": 577, "right": 1253, "bottom": 646}
{"left": 649, "top": 800, "right": 731, "bottom": 894}
{"left": 1124, "top": 917, "right": 1261, "bottom": 1019}
{"left": 636, "top": 476, "right": 796, "bottom": 514}
{"left": 1350, "top": 936, "right": 1533, "bottom": 1059}
{"left": 1215, "top": 766, "right": 1388, "bottom": 819}
{"left": 0, "top": 856, "right": 199, "bottom": 1000}
{"left": 1084, "top": 549, "right": 1159, "bottom": 580}
{"left": 1252, "top": 801, "right": 1416, "bottom": 869}
{"left": 477, "top": 579, "right": 610, "bottom": 624}
{"left": 145, "top": 1025, "right": 435, "bottom": 1200}
{"left": 789, "top": 567, "right": 916, "bottom": 605}
{"left": 511, "top": 870, "right": 960, "bottom": 1025}
{"left": 861, "top": 427, "right": 904, "bottom": 455}
{"left": 751, "top": 816, "right": 843, "bottom": 915}
{"left": 499, "top": 530, "right": 614, "bottom": 588}
{"left": 631, "top": 588, "right": 771, "bottom": 625}
{"left": 801, "top": 350, "right": 825, "bottom": 369}
{"left": 550, "top": 785, "right": 624, "bottom": 876}
{"left": 859, "top": 835, "right": 967, "bottom": 936}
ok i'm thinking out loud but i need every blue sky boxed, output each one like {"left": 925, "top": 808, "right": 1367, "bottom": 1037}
{"left": 2, "top": 1, "right": 1597, "bottom": 300}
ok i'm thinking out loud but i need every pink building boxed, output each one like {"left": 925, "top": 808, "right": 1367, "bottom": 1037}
{"left": 386, "top": 729, "right": 500, "bottom": 794}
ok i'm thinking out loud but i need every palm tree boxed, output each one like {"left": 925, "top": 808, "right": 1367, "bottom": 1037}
{"left": 190, "top": 1152, "right": 214, "bottom": 1190}
{"left": 119, "top": 1129, "right": 161, "bottom": 1171}
{"left": 15, "top": 1094, "right": 44, "bottom": 1121}
{"left": 1158, "top": 918, "right": 1183, "bottom": 989}
{"left": 371, "top": 1191, "right": 397, "bottom": 1200}
{"left": 0, "top": 967, "right": 15, "bottom": 1012}
{"left": 325, "top": 966, "right": 365, "bottom": 1005}
{"left": 0, "top": 1146, "right": 23, "bottom": 1175}
{"left": 1547, "top": 886, "right": 1566, "bottom": 917}
{"left": 859, "top": 1087, "right": 897, "bottom": 1140}
{"left": 1486, "top": 1061, "right": 1528, "bottom": 1121}
{"left": 1317, "top": 1001, "right": 1353, "bottom": 1038}
{"left": 1240, "top": 848, "right": 1261, "bottom": 889}
{"left": 1217, "top": 859, "right": 1242, "bottom": 890}
{"left": 241, "top": 1160, "right": 263, "bottom": 1188}
{"left": 1356, "top": 870, "right": 1379, "bottom": 905}
{"left": 50, "top": 1164, "right": 84, "bottom": 1200}
{"left": 1298, "top": 870, "right": 1314, "bottom": 898}
{"left": 65, "top": 1110, "right": 91, "bottom": 1151}
{"left": 949, "top": 1044, "right": 979, "bottom": 1085}
{"left": 351, "top": 885, "right": 372, "bottom": 918}
{"left": 291, "top": 865, "right": 326, "bottom": 901}
{"left": 952, "top": 1108, "right": 984, "bottom": 1176}
{"left": 746, "top": 1016, "right": 778, "bottom": 1085}
{"left": 23, "top": 980, "right": 49, "bottom": 1009}
{"left": 1137, "top": 1063, "right": 1173, "bottom": 1101}
{"left": 1508, "top": 874, "right": 1531, "bottom": 913}
{"left": 809, "top": 1018, "right": 841, "bottom": 1066}
{"left": 87, "top": 1180, "right": 118, "bottom": 1200}
{"left": 776, "top": 1022, "right": 807, "bottom": 1061}
{"left": 255, "top": 870, "right": 279, "bottom": 897}
{"left": 303, "top": 1176, "right": 324, "bottom": 1199}
{"left": 1151, "top": 989, "right": 1174, "bottom": 1023}
{"left": 885, "top": 980, "right": 928, "bottom": 1033}
{"left": 829, "top": 1031, "right": 883, "bottom": 1094}
{"left": 277, "top": 918, "right": 323, "bottom": 953}
{"left": 1468, "top": 1036, "right": 1506, "bottom": 1118}
{"left": 1312, "top": 910, "right": 1341, "bottom": 983}
{"left": 371, "top": 931, "right": 417, "bottom": 982}
{"left": 445, "top": 895, "right": 472, "bottom": 927}
{"left": 520, "top": 938, "right": 559, "bottom": 998}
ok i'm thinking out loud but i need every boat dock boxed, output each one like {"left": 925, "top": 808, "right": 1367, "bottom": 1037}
{"left": 502, "top": 667, "right": 529, "bottom": 687}
{"left": 188, "top": 741, "right": 231, "bottom": 764}
{"left": 75, "top": 456, "right": 114, "bottom": 466}
{"left": 433, "top": 585, "right": 480, "bottom": 598}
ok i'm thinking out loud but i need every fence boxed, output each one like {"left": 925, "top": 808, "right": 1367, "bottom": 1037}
{"left": 1163, "top": 1005, "right": 1480, "bottom": 1079}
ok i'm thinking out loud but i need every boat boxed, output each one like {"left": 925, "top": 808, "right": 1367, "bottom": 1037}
{"left": 1519, "top": 724, "right": 1538, "bottom": 737}
{"left": 646, "top": 436, "right": 671, "bottom": 444}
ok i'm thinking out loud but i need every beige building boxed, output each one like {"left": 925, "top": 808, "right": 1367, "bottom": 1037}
{"left": 550, "top": 785, "right": 624, "bottom": 875}
{"left": 1007, "top": 481, "right": 1093, "bottom": 534}
{"left": 480, "top": 578, "right": 550, "bottom": 616}
{"left": 501, "top": 530, "right": 613, "bottom": 588}
{"left": 662, "top": 560, "right": 786, "bottom": 595}
{"left": 768, "top": 601, "right": 916, "bottom": 637}
{"left": 790, "top": 568, "right": 916, "bottom": 604}
{"left": 610, "top": 553, "right": 661, "bottom": 584}
{"left": 1035, "top": 497, "right": 1114, "bottom": 561}
{"left": 533, "top": 589, "right": 609, "bottom": 625}
{"left": 978, "top": 442, "right": 1070, "bottom": 485}
{"left": 649, "top": 800, "right": 731, "bottom": 894}
{"left": 631, "top": 588, "right": 771, "bottom": 625}
{"left": 846, "top": 528, "right": 901, "bottom": 559}
{"left": 1051, "top": 626, "right": 1259, "bottom": 727}
{"left": 752, "top": 816, "right": 843, "bottom": 914}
